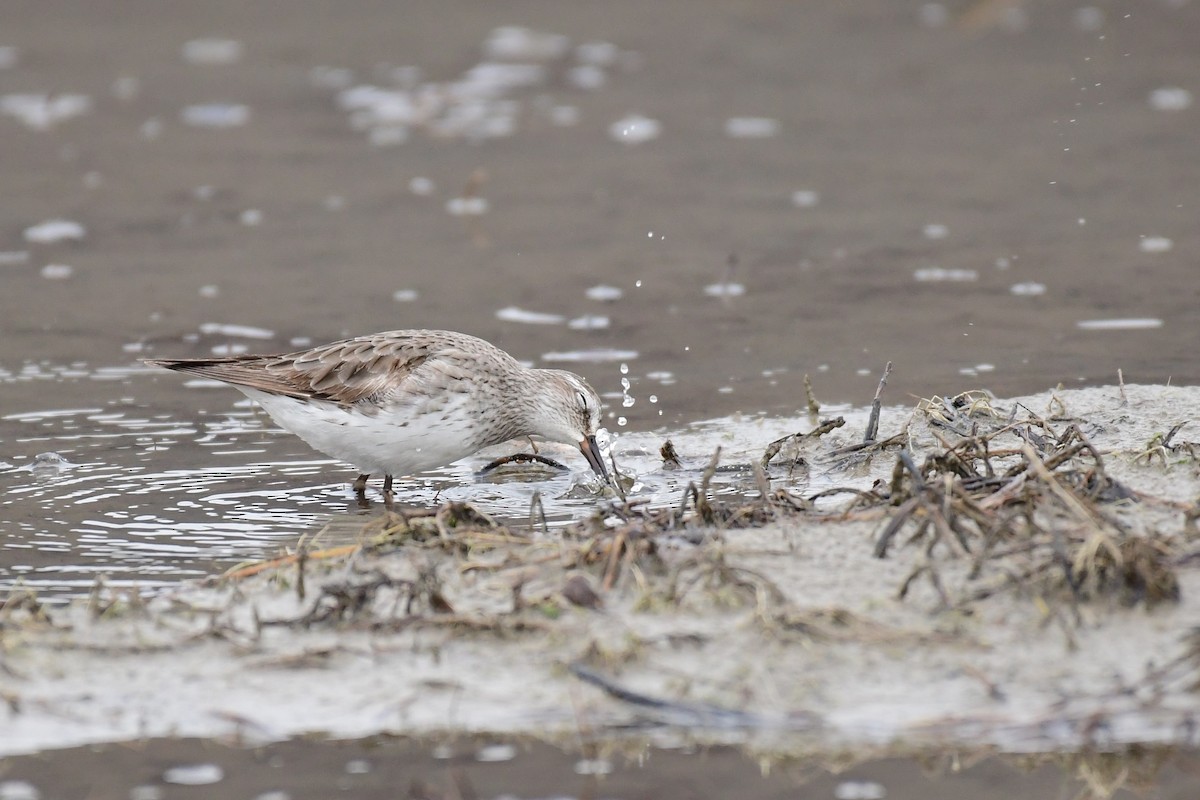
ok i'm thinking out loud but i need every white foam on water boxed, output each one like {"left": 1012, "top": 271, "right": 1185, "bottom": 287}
{"left": 181, "top": 38, "right": 244, "bottom": 65}
{"left": 409, "top": 177, "right": 435, "bottom": 195}
{"left": 1139, "top": 236, "right": 1173, "bottom": 253}
{"left": 914, "top": 267, "right": 977, "bottom": 282}
{"left": 1076, "top": 318, "right": 1163, "bottom": 331}
{"left": 1148, "top": 87, "right": 1192, "bottom": 112}
{"left": 483, "top": 26, "right": 569, "bottom": 61}
{"left": 199, "top": 323, "right": 275, "bottom": 339}
{"left": 724, "top": 116, "right": 779, "bottom": 138}
{"left": 495, "top": 307, "right": 564, "bottom": 325}
{"left": 446, "top": 197, "right": 489, "bottom": 216}
{"left": 1010, "top": 282, "right": 1047, "bottom": 296}
{"left": 585, "top": 284, "right": 623, "bottom": 301}
{"left": 40, "top": 264, "right": 74, "bottom": 280}
{"left": 791, "top": 189, "right": 820, "bottom": 208}
{"left": 1, "top": 93, "right": 92, "bottom": 129}
{"left": 922, "top": 223, "right": 949, "bottom": 240}
{"left": 162, "top": 764, "right": 224, "bottom": 786}
{"left": 542, "top": 348, "right": 639, "bottom": 362}
{"left": 567, "top": 315, "right": 609, "bottom": 330}
{"left": 704, "top": 281, "right": 745, "bottom": 297}
{"left": 24, "top": 219, "right": 86, "bottom": 244}
{"left": 181, "top": 104, "right": 250, "bottom": 128}
{"left": 608, "top": 114, "right": 660, "bottom": 144}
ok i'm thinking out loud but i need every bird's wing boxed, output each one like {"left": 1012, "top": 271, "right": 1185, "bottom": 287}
{"left": 145, "top": 330, "right": 485, "bottom": 405}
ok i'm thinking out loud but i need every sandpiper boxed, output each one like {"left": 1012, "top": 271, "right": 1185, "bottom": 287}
{"left": 145, "top": 329, "right": 609, "bottom": 502}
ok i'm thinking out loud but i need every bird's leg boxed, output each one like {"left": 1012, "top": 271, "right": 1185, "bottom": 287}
{"left": 383, "top": 474, "right": 394, "bottom": 507}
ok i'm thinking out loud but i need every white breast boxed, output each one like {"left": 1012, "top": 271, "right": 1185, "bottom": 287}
{"left": 240, "top": 388, "right": 483, "bottom": 476}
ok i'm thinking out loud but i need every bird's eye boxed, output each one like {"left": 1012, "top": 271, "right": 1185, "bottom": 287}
{"left": 577, "top": 391, "right": 589, "bottom": 411}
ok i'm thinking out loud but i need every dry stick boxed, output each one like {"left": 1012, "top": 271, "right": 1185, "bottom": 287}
{"left": 863, "top": 361, "right": 894, "bottom": 444}
{"left": 1117, "top": 368, "right": 1127, "bottom": 406}
{"left": 1019, "top": 443, "right": 1109, "bottom": 530}
{"left": 803, "top": 374, "right": 820, "bottom": 418}
{"left": 874, "top": 497, "right": 920, "bottom": 557}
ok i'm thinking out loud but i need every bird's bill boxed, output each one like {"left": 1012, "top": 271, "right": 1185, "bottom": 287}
{"left": 579, "top": 435, "right": 610, "bottom": 482}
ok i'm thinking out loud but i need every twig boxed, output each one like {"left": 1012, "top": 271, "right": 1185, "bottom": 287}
{"left": 863, "top": 361, "right": 894, "bottom": 443}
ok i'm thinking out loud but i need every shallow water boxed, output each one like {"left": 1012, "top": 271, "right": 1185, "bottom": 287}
{"left": 0, "top": 736, "right": 1196, "bottom": 800}
{"left": 2, "top": 355, "right": 870, "bottom": 601}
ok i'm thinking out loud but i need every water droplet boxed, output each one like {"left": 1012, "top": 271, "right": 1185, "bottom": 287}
{"left": 617, "top": 416, "right": 628, "bottom": 426}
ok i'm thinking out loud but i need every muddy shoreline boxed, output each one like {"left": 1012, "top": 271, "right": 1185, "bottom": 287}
{"left": 5, "top": 386, "right": 1200, "bottom": 765}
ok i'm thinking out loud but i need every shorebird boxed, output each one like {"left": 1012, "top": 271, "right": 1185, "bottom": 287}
{"left": 146, "top": 329, "right": 609, "bottom": 502}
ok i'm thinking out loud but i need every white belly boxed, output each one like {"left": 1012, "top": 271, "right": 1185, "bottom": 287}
{"left": 240, "top": 388, "right": 482, "bottom": 476}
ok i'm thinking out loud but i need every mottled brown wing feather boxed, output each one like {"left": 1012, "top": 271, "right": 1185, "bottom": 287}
{"left": 145, "top": 332, "right": 439, "bottom": 405}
